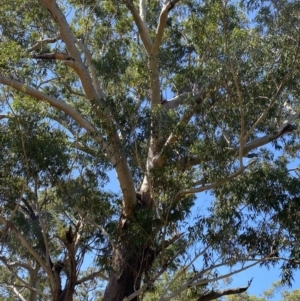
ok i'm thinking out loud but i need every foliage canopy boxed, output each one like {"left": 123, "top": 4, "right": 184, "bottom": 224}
{"left": 0, "top": 0, "right": 300, "bottom": 300}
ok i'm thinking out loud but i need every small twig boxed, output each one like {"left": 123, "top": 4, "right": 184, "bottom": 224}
{"left": 175, "top": 164, "right": 252, "bottom": 199}
{"left": 75, "top": 207, "right": 116, "bottom": 251}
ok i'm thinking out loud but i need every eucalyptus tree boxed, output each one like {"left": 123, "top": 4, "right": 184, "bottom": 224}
{"left": 1, "top": 0, "right": 300, "bottom": 301}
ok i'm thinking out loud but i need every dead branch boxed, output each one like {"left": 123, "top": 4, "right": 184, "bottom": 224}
{"left": 197, "top": 279, "right": 253, "bottom": 301}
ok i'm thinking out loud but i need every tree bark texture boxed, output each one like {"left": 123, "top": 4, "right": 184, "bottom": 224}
{"left": 103, "top": 227, "right": 155, "bottom": 301}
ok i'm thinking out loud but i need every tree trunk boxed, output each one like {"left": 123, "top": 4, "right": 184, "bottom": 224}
{"left": 103, "top": 225, "right": 155, "bottom": 301}
{"left": 103, "top": 195, "right": 157, "bottom": 301}
{"left": 103, "top": 246, "right": 141, "bottom": 301}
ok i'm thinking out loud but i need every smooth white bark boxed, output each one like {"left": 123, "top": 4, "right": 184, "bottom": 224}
{"left": 40, "top": 0, "right": 99, "bottom": 100}
{"left": 0, "top": 76, "right": 97, "bottom": 133}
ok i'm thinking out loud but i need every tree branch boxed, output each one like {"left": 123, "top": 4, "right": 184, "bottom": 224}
{"left": 72, "top": 141, "right": 98, "bottom": 157}
{"left": 0, "top": 216, "right": 55, "bottom": 287}
{"left": 51, "top": 116, "right": 77, "bottom": 136}
{"left": 76, "top": 207, "right": 115, "bottom": 251}
{"left": 9, "top": 286, "right": 27, "bottom": 301}
{"left": 36, "top": 77, "right": 62, "bottom": 89}
{"left": 0, "top": 79, "right": 136, "bottom": 217}
{"left": 39, "top": 0, "right": 99, "bottom": 100}
{"left": 139, "top": 0, "right": 146, "bottom": 22}
{"left": 34, "top": 191, "right": 52, "bottom": 276}
{"left": 152, "top": 0, "right": 180, "bottom": 55}
{"left": 0, "top": 257, "right": 33, "bottom": 271}
{"left": 28, "top": 266, "right": 39, "bottom": 301}
{"left": 124, "top": 248, "right": 185, "bottom": 301}
{"left": 158, "top": 246, "right": 211, "bottom": 301}
{"left": 76, "top": 39, "right": 106, "bottom": 99}
{"left": 180, "top": 117, "right": 298, "bottom": 171}
{"left": 27, "top": 36, "right": 60, "bottom": 52}
{"left": 32, "top": 52, "right": 74, "bottom": 61}
{"left": 157, "top": 85, "right": 220, "bottom": 171}
{"left": 244, "top": 68, "right": 294, "bottom": 143}
{"left": 197, "top": 279, "right": 253, "bottom": 301}
{"left": 149, "top": 55, "right": 161, "bottom": 106}
{"left": 161, "top": 259, "right": 260, "bottom": 301}
{"left": 175, "top": 165, "right": 248, "bottom": 199}
{"left": 155, "top": 233, "right": 183, "bottom": 255}
{"left": 0, "top": 76, "right": 97, "bottom": 134}
{"left": 234, "top": 121, "right": 298, "bottom": 157}
{"left": 76, "top": 270, "right": 109, "bottom": 284}
{"left": 0, "top": 256, "right": 44, "bottom": 297}
{"left": 123, "top": 0, "right": 152, "bottom": 54}
{"left": 142, "top": 91, "right": 206, "bottom": 193}
{"left": 63, "top": 229, "right": 77, "bottom": 299}
{"left": 154, "top": 100, "right": 203, "bottom": 168}
{"left": 123, "top": 265, "right": 168, "bottom": 301}
{"left": 0, "top": 114, "right": 9, "bottom": 119}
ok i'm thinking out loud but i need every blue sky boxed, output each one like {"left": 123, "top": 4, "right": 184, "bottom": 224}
{"left": 231, "top": 264, "right": 300, "bottom": 297}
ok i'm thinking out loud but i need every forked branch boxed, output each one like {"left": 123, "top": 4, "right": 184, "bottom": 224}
{"left": 123, "top": 0, "right": 152, "bottom": 53}
{"left": 40, "top": 0, "right": 99, "bottom": 100}
{"left": 152, "top": 0, "right": 181, "bottom": 55}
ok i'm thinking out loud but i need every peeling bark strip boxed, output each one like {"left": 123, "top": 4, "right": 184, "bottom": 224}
{"left": 32, "top": 52, "right": 75, "bottom": 61}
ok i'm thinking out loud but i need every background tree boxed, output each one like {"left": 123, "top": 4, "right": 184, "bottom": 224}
{"left": 0, "top": 0, "right": 300, "bottom": 301}
{"left": 224, "top": 281, "right": 300, "bottom": 301}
